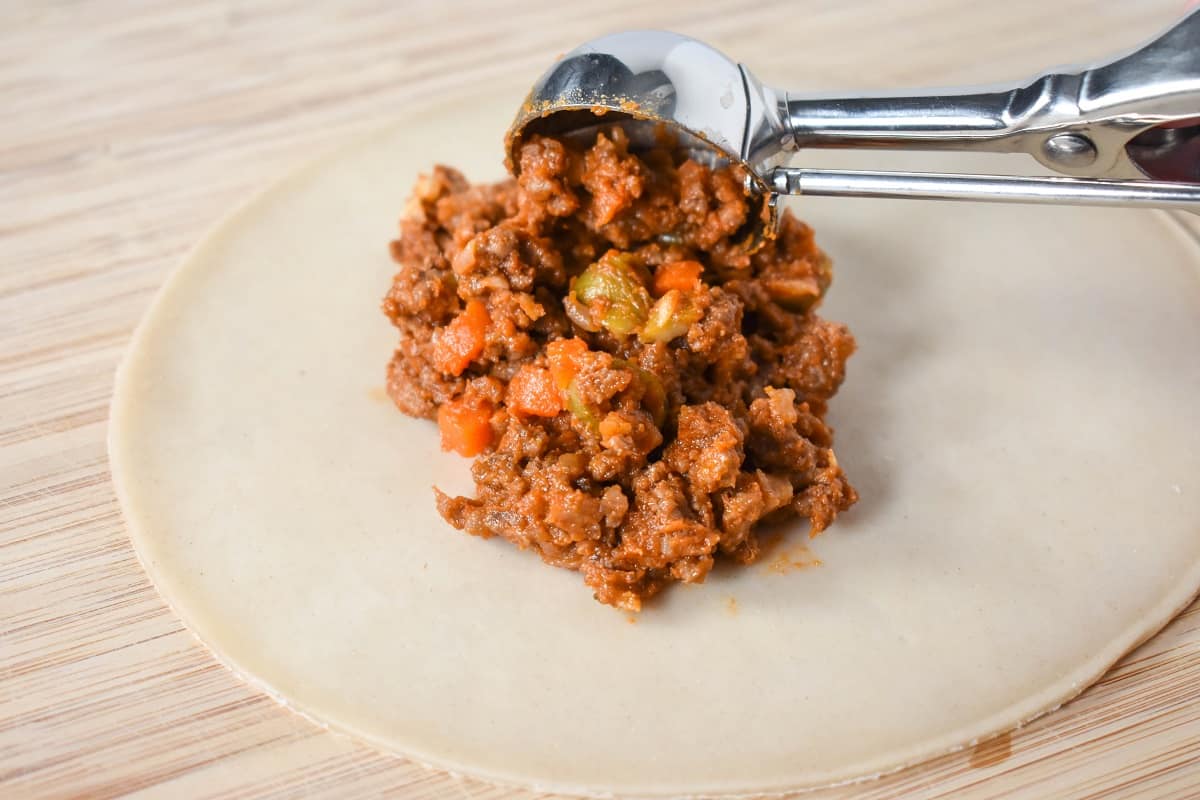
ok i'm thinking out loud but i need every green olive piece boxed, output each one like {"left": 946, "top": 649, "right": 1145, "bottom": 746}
{"left": 612, "top": 359, "right": 668, "bottom": 427}
{"left": 640, "top": 289, "right": 703, "bottom": 343}
{"left": 570, "top": 251, "right": 652, "bottom": 337}
{"left": 564, "top": 377, "right": 601, "bottom": 434}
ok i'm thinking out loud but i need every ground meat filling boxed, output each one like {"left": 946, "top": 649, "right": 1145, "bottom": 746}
{"left": 384, "top": 127, "right": 858, "bottom": 611}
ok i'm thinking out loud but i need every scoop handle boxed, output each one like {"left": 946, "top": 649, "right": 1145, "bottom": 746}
{"left": 777, "top": 9, "right": 1200, "bottom": 179}
{"left": 771, "top": 168, "right": 1200, "bottom": 212}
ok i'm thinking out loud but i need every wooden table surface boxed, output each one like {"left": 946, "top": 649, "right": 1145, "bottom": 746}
{"left": 3, "top": 1, "right": 1199, "bottom": 798}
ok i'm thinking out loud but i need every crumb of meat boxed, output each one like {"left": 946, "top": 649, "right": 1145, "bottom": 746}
{"left": 384, "top": 129, "right": 857, "bottom": 611}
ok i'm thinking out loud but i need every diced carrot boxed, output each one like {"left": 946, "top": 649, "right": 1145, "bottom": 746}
{"left": 437, "top": 397, "right": 494, "bottom": 457}
{"left": 652, "top": 260, "right": 704, "bottom": 296}
{"left": 431, "top": 300, "right": 490, "bottom": 376}
{"left": 506, "top": 365, "right": 562, "bottom": 417}
{"left": 546, "top": 338, "right": 589, "bottom": 392}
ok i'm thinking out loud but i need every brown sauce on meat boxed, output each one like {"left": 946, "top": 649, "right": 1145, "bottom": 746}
{"left": 382, "top": 126, "right": 857, "bottom": 611}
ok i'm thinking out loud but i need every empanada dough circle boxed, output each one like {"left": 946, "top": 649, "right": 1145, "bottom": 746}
{"left": 110, "top": 93, "right": 1200, "bottom": 797}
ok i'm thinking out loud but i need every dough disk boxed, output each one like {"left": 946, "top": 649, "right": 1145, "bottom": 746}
{"left": 110, "top": 90, "right": 1200, "bottom": 797}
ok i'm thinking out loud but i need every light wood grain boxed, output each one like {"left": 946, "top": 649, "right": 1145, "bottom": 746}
{"left": 2, "top": 2, "right": 1199, "bottom": 798}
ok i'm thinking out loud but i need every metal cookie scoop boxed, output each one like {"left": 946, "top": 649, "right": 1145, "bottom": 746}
{"left": 507, "top": 10, "right": 1200, "bottom": 241}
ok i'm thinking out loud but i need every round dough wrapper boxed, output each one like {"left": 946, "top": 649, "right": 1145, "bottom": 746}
{"left": 110, "top": 90, "right": 1200, "bottom": 797}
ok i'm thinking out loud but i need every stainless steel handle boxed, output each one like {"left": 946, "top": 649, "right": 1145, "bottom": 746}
{"left": 783, "top": 87, "right": 1027, "bottom": 148}
{"left": 775, "top": 9, "right": 1200, "bottom": 180}
{"left": 772, "top": 167, "right": 1200, "bottom": 211}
